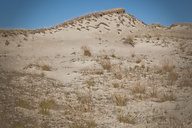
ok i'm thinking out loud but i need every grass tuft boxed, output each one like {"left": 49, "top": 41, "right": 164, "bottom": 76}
{"left": 15, "top": 99, "right": 30, "bottom": 109}
{"left": 160, "top": 91, "right": 176, "bottom": 102}
{"left": 81, "top": 46, "right": 92, "bottom": 56}
{"left": 117, "top": 112, "right": 135, "bottom": 124}
{"left": 112, "top": 93, "right": 128, "bottom": 106}
{"left": 131, "top": 82, "right": 146, "bottom": 94}
{"left": 39, "top": 99, "right": 56, "bottom": 115}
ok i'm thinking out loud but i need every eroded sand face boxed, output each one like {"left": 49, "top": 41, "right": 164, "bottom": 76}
{"left": 0, "top": 9, "right": 192, "bottom": 128}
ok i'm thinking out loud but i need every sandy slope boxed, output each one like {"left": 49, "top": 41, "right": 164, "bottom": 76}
{"left": 0, "top": 9, "right": 192, "bottom": 128}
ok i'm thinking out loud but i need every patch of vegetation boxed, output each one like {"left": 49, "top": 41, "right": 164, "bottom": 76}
{"left": 112, "top": 65, "right": 123, "bottom": 80}
{"left": 86, "top": 77, "right": 94, "bottom": 88}
{"left": 15, "top": 99, "right": 30, "bottom": 109}
{"left": 112, "top": 93, "right": 128, "bottom": 106}
{"left": 97, "top": 58, "right": 112, "bottom": 71}
{"left": 39, "top": 99, "right": 56, "bottom": 115}
{"left": 121, "top": 36, "right": 135, "bottom": 47}
{"left": 117, "top": 112, "right": 135, "bottom": 124}
{"left": 12, "top": 122, "right": 23, "bottom": 128}
{"left": 131, "top": 82, "right": 146, "bottom": 94}
{"left": 81, "top": 46, "right": 92, "bottom": 57}
{"left": 159, "top": 91, "right": 176, "bottom": 102}
{"left": 41, "top": 64, "right": 52, "bottom": 71}
{"left": 69, "top": 119, "right": 96, "bottom": 128}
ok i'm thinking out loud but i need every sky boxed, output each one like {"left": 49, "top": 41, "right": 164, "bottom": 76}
{"left": 0, "top": 0, "right": 192, "bottom": 30}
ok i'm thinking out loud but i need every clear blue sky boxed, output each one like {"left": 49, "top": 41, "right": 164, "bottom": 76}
{"left": 0, "top": 0, "right": 192, "bottom": 29}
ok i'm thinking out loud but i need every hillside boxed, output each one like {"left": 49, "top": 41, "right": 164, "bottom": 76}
{"left": 0, "top": 8, "right": 192, "bottom": 128}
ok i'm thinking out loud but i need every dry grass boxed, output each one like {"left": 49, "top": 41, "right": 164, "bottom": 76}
{"left": 117, "top": 112, "right": 135, "bottom": 124}
{"left": 113, "top": 82, "right": 120, "bottom": 88}
{"left": 122, "top": 36, "right": 135, "bottom": 47}
{"left": 76, "top": 91, "right": 93, "bottom": 112}
{"left": 81, "top": 46, "right": 92, "bottom": 57}
{"left": 39, "top": 99, "right": 56, "bottom": 115}
{"left": 161, "top": 58, "right": 175, "bottom": 73}
{"left": 25, "top": 63, "right": 51, "bottom": 71}
{"left": 167, "top": 71, "right": 178, "bottom": 86}
{"left": 160, "top": 91, "right": 176, "bottom": 102}
{"left": 97, "top": 58, "right": 112, "bottom": 71}
{"left": 131, "top": 53, "right": 135, "bottom": 58}
{"left": 69, "top": 119, "right": 96, "bottom": 128}
{"left": 112, "top": 65, "right": 123, "bottom": 80}
{"left": 41, "top": 64, "right": 52, "bottom": 71}
{"left": 15, "top": 99, "right": 30, "bottom": 109}
{"left": 5, "top": 40, "right": 9, "bottom": 46}
{"left": 12, "top": 122, "right": 22, "bottom": 128}
{"left": 131, "top": 82, "right": 146, "bottom": 94}
{"left": 86, "top": 77, "right": 94, "bottom": 88}
{"left": 112, "top": 93, "right": 128, "bottom": 106}
{"left": 149, "top": 85, "right": 158, "bottom": 98}
{"left": 135, "top": 58, "right": 142, "bottom": 63}
{"left": 180, "top": 77, "right": 191, "bottom": 87}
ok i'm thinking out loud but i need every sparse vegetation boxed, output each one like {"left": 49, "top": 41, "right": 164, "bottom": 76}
{"left": 131, "top": 82, "right": 146, "bottom": 94}
{"left": 112, "top": 65, "right": 123, "bottom": 80}
{"left": 1, "top": 7, "right": 192, "bottom": 128}
{"left": 12, "top": 122, "right": 23, "bottom": 128}
{"left": 117, "top": 112, "right": 135, "bottom": 124}
{"left": 41, "top": 64, "right": 52, "bottom": 71}
{"left": 5, "top": 40, "right": 9, "bottom": 46}
{"left": 135, "top": 58, "right": 142, "bottom": 63}
{"left": 69, "top": 119, "right": 96, "bottom": 128}
{"left": 81, "top": 46, "right": 92, "bottom": 56}
{"left": 86, "top": 77, "right": 94, "bottom": 88}
{"left": 112, "top": 93, "right": 128, "bottom": 106}
{"left": 97, "top": 58, "right": 112, "bottom": 71}
{"left": 113, "top": 82, "right": 120, "bottom": 88}
{"left": 39, "top": 99, "right": 56, "bottom": 115}
{"left": 15, "top": 99, "right": 30, "bottom": 109}
{"left": 122, "top": 36, "right": 135, "bottom": 47}
{"left": 160, "top": 91, "right": 176, "bottom": 102}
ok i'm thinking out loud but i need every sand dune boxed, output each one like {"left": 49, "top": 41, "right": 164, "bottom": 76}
{"left": 0, "top": 8, "right": 192, "bottom": 128}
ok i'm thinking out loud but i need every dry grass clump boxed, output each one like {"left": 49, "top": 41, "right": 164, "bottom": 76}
{"left": 41, "top": 64, "right": 52, "bottom": 71}
{"left": 81, "top": 46, "right": 92, "bottom": 56}
{"left": 167, "top": 71, "right": 178, "bottom": 86}
{"left": 121, "top": 36, "right": 135, "bottom": 47}
{"left": 69, "top": 119, "right": 96, "bottom": 128}
{"left": 97, "top": 58, "right": 112, "bottom": 71}
{"left": 76, "top": 91, "right": 93, "bottom": 112}
{"left": 131, "top": 82, "right": 146, "bottom": 94}
{"left": 15, "top": 99, "right": 30, "bottom": 109}
{"left": 5, "top": 40, "right": 9, "bottom": 46}
{"left": 25, "top": 63, "right": 52, "bottom": 71}
{"left": 149, "top": 85, "right": 158, "bottom": 98}
{"left": 112, "top": 65, "right": 123, "bottom": 80}
{"left": 180, "top": 79, "right": 191, "bottom": 87}
{"left": 159, "top": 91, "right": 176, "bottom": 102}
{"left": 11, "top": 122, "right": 23, "bottom": 128}
{"left": 150, "top": 23, "right": 165, "bottom": 28}
{"left": 131, "top": 53, "right": 135, "bottom": 58}
{"left": 39, "top": 99, "right": 56, "bottom": 115}
{"left": 135, "top": 58, "right": 142, "bottom": 63}
{"left": 112, "top": 93, "right": 128, "bottom": 106}
{"left": 80, "top": 68, "right": 104, "bottom": 75}
{"left": 113, "top": 82, "right": 120, "bottom": 88}
{"left": 154, "top": 59, "right": 175, "bottom": 74}
{"left": 161, "top": 58, "right": 175, "bottom": 73}
{"left": 117, "top": 112, "right": 135, "bottom": 124}
{"left": 86, "top": 77, "right": 94, "bottom": 88}
{"left": 179, "top": 70, "right": 192, "bottom": 87}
